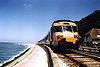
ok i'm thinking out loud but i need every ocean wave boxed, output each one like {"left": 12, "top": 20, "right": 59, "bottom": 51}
{"left": 1, "top": 47, "right": 30, "bottom": 66}
{"left": 22, "top": 44, "right": 35, "bottom": 47}
{"left": 0, "top": 63, "right": 3, "bottom": 67}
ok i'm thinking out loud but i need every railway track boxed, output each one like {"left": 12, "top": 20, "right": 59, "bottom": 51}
{"left": 57, "top": 50, "right": 100, "bottom": 67}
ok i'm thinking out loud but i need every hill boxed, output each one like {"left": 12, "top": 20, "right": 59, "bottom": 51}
{"left": 78, "top": 10, "right": 100, "bottom": 36}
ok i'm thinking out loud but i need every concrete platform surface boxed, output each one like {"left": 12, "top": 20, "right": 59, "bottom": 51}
{"left": 14, "top": 45, "right": 48, "bottom": 67}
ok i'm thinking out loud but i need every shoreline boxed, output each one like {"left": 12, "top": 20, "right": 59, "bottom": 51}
{"left": 1, "top": 47, "right": 30, "bottom": 67}
{"left": 1, "top": 44, "right": 35, "bottom": 67}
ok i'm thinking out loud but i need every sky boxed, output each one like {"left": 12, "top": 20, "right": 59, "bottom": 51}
{"left": 0, "top": 0, "right": 100, "bottom": 43}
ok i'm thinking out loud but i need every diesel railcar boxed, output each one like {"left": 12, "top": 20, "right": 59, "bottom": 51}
{"left": 38, "top": 20, "right": 80, "bottom": 50}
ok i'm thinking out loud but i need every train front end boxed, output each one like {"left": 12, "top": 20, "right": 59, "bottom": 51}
{"left": 52, "top": 21, "right": 79, "bottom": 49}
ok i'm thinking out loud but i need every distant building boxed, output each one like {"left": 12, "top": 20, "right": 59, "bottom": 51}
{"left": 84, "top": 28, "right": 100, "bottom": 47}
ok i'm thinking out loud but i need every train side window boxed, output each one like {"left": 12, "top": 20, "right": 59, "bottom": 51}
{"left": 51, "top": 27, "right": 53, "bottom": 34}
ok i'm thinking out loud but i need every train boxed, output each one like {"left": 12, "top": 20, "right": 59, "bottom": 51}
{"left": 38, "top": 20, "right": 80, "bottom": 51}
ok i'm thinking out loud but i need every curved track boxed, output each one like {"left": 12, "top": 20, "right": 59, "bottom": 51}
{"left": 38, "top": 45, "right": 54, "bottom": 67}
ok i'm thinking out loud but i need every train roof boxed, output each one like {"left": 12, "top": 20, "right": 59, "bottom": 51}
{"left": 53, "top": 20, "right": 73, "bottom": 23}
{"left": 52, "top": 20, "right": 76, "bottom": 26}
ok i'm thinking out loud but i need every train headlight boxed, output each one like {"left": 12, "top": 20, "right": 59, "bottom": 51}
{"left": 74, "top": 35, "right": 79, "bottom": 38}
{"left": 57, "top": 35, "right": 63, "bottom": 40}
{"left": 57, "top": 35, "right": 63, "bottom": 38}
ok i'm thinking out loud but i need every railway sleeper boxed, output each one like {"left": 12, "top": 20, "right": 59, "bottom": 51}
{"left": 63, "top": 54, "right": 87, "bottom": 67}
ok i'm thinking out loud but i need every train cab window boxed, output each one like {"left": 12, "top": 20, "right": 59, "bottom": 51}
{"left": 72, "top": 26, "right": 78, "bottom": 32}
{"left": 53, "top": 26, "right": 62, "bottom": 32}
{"left": 63, "top": 26, "right": 72, "bottom": 32}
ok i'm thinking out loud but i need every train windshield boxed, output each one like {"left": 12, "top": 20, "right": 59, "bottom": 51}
{"left": 72, "top": 26, "right": 78, "bottom": 32}
{"left": 63, "top": 26, "right": 72, "bottom": 32}
{"left": 53, "top": 26, "right": 62, "bottom": 32}
{"left": 63, "top": 26, "right": 78, "bottom": 32}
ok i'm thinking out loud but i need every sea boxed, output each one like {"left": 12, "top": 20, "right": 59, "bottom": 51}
{"left": 0, "top": 42, "right": 28, "bottom": 66}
